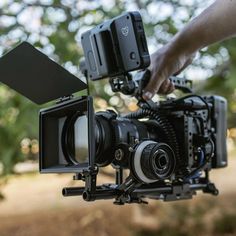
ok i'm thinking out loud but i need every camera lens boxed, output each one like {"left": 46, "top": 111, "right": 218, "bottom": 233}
{"left": 73, "top": 115, "right": 88, "bottom": 163}
{"left": 61, "top": 112, "right": 89, "bottom": 165}
{"left": 132, "top": 141, "right": 176, "bottom": 183}
{"left": 154, "top": 150, "right": 168, "bottom": 169}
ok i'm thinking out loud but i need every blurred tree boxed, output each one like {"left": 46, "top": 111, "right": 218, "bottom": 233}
{"left": 0, "top": 86, "right": 38, "bottom": 175}
{"left": 0, "top": 0, "right": 235, "bottom": 175}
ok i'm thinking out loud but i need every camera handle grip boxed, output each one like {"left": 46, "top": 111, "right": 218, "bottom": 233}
{"left": 169, "top": 76, "right": 193, "bottom": 93}
{"left": 134, "top": 69, "right": 193, "bottom": 95}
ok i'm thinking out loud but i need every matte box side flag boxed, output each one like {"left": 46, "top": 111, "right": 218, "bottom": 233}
{"left": 0, "top": 42, "right": 87, "bottom": 105}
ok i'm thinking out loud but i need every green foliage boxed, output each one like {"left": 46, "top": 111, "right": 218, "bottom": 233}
{"left": 0, "top": 86, "right": 38, "bottom": 174}
{"left": 0, "top": 0, "right": 235, "bottom": 174}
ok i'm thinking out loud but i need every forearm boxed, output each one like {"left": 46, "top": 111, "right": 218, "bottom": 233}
{"left": 143, "top": 0, "right": 236, "bottom": 98}
{"left": 168, "top": 0, "right": 236, "bottom": 56}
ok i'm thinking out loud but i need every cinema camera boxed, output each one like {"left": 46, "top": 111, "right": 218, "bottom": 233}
{"left": 0, "top": 12, "right": 227, "bottom": 204}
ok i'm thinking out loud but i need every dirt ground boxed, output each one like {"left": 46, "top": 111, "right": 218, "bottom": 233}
{"left": 0, "top": 157, "right": 235, "bottom": 236}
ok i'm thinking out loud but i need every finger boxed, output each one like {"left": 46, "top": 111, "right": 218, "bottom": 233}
{"left": 159, "top": 79, "right": 175, "bottom": 94}
{"left": 166, "top": 82, "right": 175, "bottom": 94}
{"left": 142, "top": 74, "right": 165, "bottom": 100}
{"left": 159, "top": 79, "right": 170, "bottom": 94}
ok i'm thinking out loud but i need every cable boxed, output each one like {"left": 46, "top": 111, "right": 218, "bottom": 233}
{"left": 176, "top": 94, "right": 210, "bottom": 121}
{"left": 124, "top": 108, "right": 184, "bottom": 175}
{"left": 186, "top": 150, "right": 204, "bottom": 179}
{"left": 185, "top": 139, "right": 214, "bottom": 179}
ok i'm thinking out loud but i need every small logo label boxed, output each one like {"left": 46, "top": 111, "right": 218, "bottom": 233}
{"left": 121, "top": 26, "right": 129, "bottom": 36}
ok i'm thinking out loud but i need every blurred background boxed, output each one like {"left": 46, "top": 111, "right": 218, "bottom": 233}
{"left": 0, "top": 0, "right": 236, "bottom": 235}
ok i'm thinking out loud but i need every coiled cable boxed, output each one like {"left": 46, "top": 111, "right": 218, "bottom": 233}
{"left": 124, "top": 109, "right": 188, "bottom": 176}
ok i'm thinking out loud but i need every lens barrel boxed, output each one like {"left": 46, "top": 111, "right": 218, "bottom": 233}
{"left": 61, "top": 110, "right": 175, "bottom": 178}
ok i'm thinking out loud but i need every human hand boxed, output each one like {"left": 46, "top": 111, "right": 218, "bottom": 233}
{"left": 142, "top": 44, "right": 195, "bottom": 100}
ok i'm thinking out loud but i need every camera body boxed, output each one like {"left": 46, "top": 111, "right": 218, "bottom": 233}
{"left": 0, "top": 12, "right": 227, "bottom": 204}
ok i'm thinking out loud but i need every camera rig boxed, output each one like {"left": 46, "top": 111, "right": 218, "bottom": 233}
{"left": 60, "top": 74, "right": 224, "bottom": 204}
{"left": 0, "top": 11, "right": 227, "bottom": 205}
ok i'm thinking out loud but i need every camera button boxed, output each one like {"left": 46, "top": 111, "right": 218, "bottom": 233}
{"left": 130, "top": 52, "right": 136, "bottom": 60}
